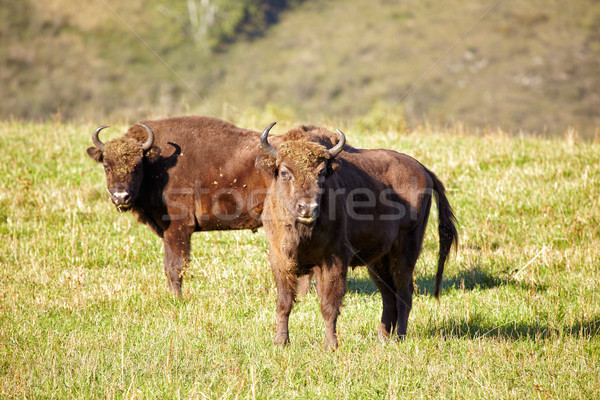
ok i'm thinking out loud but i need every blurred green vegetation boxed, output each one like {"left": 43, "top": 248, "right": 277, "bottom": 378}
{"left": 0, "top": 0, "right": 299, "bottom": 120}
{"left": 1, "top": 0, "right": 599, "bottom": 137}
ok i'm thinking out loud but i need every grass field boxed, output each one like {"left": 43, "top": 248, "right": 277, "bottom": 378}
{"left": 1, "top": 119, "right": 599, "bottom": 398}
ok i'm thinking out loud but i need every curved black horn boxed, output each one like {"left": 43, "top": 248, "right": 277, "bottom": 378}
{"left": 137, "top": 123, "right": 155, "bottom": 151}
{"left": 329, "top": 129, "right": 346, "bottom": 158}
{"left": 92, "top": 125, "right": 109, "bottom": 152}
{"left": 260, "top": 122, "right": 278, "bottom": 158}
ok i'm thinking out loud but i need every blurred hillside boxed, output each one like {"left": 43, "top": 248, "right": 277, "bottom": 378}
{"left": 1, "top": 0, "right": 599, "bottom": 137}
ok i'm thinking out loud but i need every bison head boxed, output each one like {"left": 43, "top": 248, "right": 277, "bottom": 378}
{"left": 86, "top": 123, "right": 155, "bottom": 210}
{"left": 258, "top": 122, "right": 345, "bottom": 226}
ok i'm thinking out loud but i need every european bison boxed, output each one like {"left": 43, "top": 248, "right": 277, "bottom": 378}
{"left": 256, "top": 123, "right": 458, "bottom": 348}
{"left": 87, "top": 116, "right": 272, "bottom": 296}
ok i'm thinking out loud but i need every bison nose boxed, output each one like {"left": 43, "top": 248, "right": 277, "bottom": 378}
{"left": 112, "top": 191, "right": 132, "bottom": 205}
{"left": 296, "top": 201, "right": 318, "bottom": 218}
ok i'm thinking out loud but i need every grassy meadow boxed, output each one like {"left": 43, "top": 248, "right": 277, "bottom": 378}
{"left": 0, "top": 119, "right": 599, "bottom": 398}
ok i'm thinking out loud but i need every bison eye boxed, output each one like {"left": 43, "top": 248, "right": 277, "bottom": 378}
{"left": 279, "top": 170, "right": 291, "bottom": 180}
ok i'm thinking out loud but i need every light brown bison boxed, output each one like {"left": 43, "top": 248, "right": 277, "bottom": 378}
{"left": 256, "top": 123, "right": 458, "bottom": 348}
{"left": 87, "top": 116, "right": 272, "bottom": 296}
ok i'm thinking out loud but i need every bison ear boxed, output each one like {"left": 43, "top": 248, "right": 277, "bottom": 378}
{"left": 144, "top": 146, "right": 161, "bottom": 162}
{"left": 255, "top": 154, "right": 277, "bottom": 176}
{"left": 86, "top": 147, "right": 103, "bottom": 163}
{"left": 327, "top": 158, "right": 341, "bottom": 175}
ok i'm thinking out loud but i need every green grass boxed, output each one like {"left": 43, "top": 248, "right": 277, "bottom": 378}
{"left": 1, "top": 119, "right": 599, "bottom": 398}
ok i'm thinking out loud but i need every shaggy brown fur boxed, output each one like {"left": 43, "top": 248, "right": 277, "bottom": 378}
{"left": 257, "top": 126, "right": 457, "bottom": 349}
{"left": 87, "top": 116, "right": 274, "bottom": 296}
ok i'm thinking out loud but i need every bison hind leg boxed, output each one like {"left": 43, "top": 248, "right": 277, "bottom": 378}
{"left": 367, "top": 258, "right": 398, "bottom": 339}
{"left": 391, "top": 226, "right": 428, "bottom": 339}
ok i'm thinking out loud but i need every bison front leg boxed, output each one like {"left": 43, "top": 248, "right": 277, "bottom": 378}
{"left": 162, "top": 225, "right": 193, "bottom": 296}
{"left": 272, "top": 272, "right": 296, "bottom": 347}
{"left": 315, "top": 258, "right": 347, "bottom": 350}
{"left": 268, "top": 248, "right": 299, "bottom": 346}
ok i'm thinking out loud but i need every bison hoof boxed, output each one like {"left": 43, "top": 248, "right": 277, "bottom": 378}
{"left": 378, "top": 323, "right": 392, "bottom": 341}
{"left": 169, "top": 286, "right": 182, "bottom": 297}
{"left": 273, "top": 334, "right": 290, "bottom": 347}
{"left": 378, "top": 332, "right": 391, "bottom": 342}
{"left": 323, "top": 337, "right": 338, "bottom": 350}
{"left": 167, "top": 280, "right": 183, "bottom": 297}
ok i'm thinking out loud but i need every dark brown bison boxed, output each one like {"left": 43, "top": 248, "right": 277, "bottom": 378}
{"left": 256, "top": 123, "right": 458, "bottom": 348}
{"left": 87, "top": 116, "right": 272, "bottom": 296}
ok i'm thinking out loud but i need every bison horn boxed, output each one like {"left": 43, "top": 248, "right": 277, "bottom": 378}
{"left": 92, "top": 125, "right": 109, "bottom": 152}
{"left": 260, "top": 121, "right": 278, "bottom": 158}
{"left": 137, "top": 123, "right": 155, "bottom": 151}
{"left": 329, "top": 129, "right": 346, "bottom": 158}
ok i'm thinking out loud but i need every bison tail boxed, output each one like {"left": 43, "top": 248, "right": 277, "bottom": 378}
{"left": 430, "top": 171, "right": 458, "bottom": 299}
